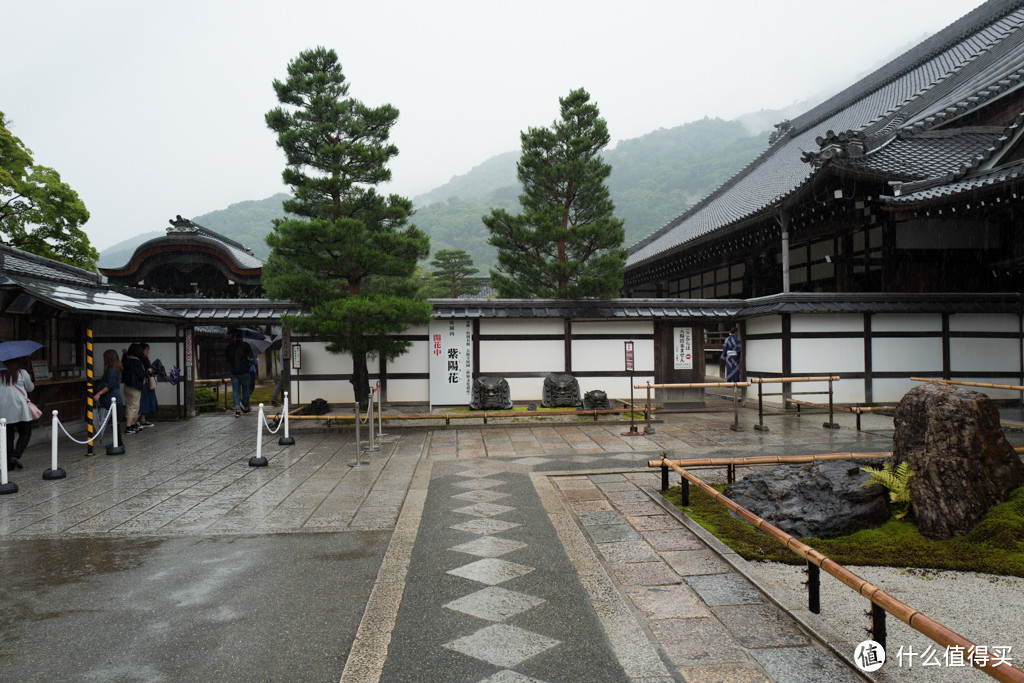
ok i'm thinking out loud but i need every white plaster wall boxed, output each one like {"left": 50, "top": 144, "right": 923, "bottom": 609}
{"left": 791, "top": 338, "right": 865, "bottom": 374}
{"left": 871, "top": 314, "right": 941, "bottom": 332}
{"left": 791, "top": 314, "right": 862, "bottom": 333}
{"left": 288, "top": 378, "right": 353, "bottom": 405}
{"left": 746, "top": 339, "right": 782, "bottom": 374}
{"left": 872, "top": 337, "right": 943, "bottom": 372}
{"left": 571, "top": 321, "right": 653, "bottom": 335}
{"left": 746, "top": 316, "right": 781, "bottom": 335}
{"left": 874, "top": 378, "right": 920, "bottom": 404}
{"left": 949, "top": 314, "right": 1019, "bottom": 333}
{"left": 386, "top": 379, "right": 429, "bottom": 403}
{"left": 480, "top": 340, "right": 563, "bottom": 373}
{"left": 388, "top": 340, "right": 428, "bottom": 374}
{"left": 950, "top": 338, "right": 1019, "bottom": 373}
{"left": 572, "top": 339, "right": 654, "bottom": 372}
{"left": 479, "top": 319, "right": 564, "bottom": 335}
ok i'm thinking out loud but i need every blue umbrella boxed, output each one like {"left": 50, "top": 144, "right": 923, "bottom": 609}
{"left": 0, "top": 340, "right": 43, "bottom": 361}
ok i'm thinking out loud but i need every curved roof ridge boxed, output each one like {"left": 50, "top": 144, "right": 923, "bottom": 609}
{"left": 789, "top": 0, "right": 1024, "bottom": 137}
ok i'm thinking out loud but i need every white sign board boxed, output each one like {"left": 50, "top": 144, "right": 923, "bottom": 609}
{"left": 673, "top": 327, "right": 693, "bottom": 370}
{"left": 429, "top": 319, "right": 473, "bottom": 405}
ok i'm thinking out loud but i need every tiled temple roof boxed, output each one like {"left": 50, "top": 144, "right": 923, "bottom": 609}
{"left": 627, "top": 0, "right": 1024, "bottom": 269}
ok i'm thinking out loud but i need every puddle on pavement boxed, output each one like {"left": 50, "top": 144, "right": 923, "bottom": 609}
{"left": 0, "top": 536, "right": 163, "bottom": 592}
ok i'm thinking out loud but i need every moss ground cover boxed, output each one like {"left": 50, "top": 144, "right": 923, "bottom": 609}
{"left": 662, "top": 484, "right": 1024, "bottom": 577}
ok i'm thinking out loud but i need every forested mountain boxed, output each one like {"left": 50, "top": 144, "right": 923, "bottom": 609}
{"left": 411, "top": 117, "right": 770, "bottom": 269}
{"left": 99, "top": 118, "right": 773, "bottom": 271}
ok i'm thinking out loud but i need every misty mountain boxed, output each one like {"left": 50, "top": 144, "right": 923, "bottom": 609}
{"left": 99, "top": 113, "right": 791, "bottom": 271}
{"left": 98, "top": 194, "right": 289, "bottom": 267}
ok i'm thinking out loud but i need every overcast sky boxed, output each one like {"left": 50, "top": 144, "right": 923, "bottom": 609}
{"left": 3, "top": 0, "right": 986, "bottom": 252}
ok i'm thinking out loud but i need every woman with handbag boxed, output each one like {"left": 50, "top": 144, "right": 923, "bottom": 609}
{"left": 137, "top": 343, "right": 158, "bottom": 428}
{"left": 93, "top": 349, "right": 124, "bottom": 447}
{"left": 0, "top": 360, "right": 36, "bottom": 470}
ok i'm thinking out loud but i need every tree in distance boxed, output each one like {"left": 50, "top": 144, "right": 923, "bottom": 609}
{"left": 0, "top": 111, "right": 97, "bottom": 270}
{"left": 263, "top": 47, "right": 431, "bottom": 405}
{"left": 424, "top": 249, "right": 480, "bottom": 298}
{"left": 484, "top": 88, "right": 626, "bottom": 299}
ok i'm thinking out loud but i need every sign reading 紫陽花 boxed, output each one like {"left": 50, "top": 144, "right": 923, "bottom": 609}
{"left": 429, "top": 319, "right": 472, "bottom": 405}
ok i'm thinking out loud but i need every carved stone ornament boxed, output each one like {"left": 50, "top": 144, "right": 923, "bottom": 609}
{"left": 470, "top": 376, "right": 512, "bottom": 410}
{"left": 542, "top": 373, "right": 582, "bottom": 408}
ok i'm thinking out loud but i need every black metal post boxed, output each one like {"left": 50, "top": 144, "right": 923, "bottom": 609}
{"left": 806, "top": 562, "right": 820, "bottom": 614}
{"left": 824, "top": 377, "right": 840, "bottom": 429}
{"left": 661, "top": 464, "right": 669, "bottom": 492}
{"left": 754, "top": 380, "right": 768, "bottom": 431}
{"left": 871, "top": 602, "right": 887, "bottom": 650}
{"left": 680, "top": 478, "right": 690, "bottom": 506}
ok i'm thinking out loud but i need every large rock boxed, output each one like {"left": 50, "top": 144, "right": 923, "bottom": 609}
{"left": 893, "top": 383, "right": 1024, "bottom": 540}
{"left": 723, "top": 459, "right": 890, "bottom": 539}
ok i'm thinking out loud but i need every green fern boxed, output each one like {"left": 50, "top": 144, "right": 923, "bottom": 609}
{"left": 861, "top": 461, "right": 914, "bottom": 519}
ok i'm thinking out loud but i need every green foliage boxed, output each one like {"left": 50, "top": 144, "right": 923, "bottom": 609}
{"left": 0, "top": 111, "right": 98, "bottom": 270}
{"left": 861, "top": 461, "right": 913, "bottom": 520}
{"left": 485, "top": 88, "right": 626, "bottom": 299}
{"left": 263, "top": 47, "right": 431, "bottom": 404}
{"left": 423, "top": 249, "right": 479, "bottom": 298}
{"left": 664, "top": 483, "right": 1024, "bottom": 576}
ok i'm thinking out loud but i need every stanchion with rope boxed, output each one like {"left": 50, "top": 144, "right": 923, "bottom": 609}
{"left": 249, "top": 403, "right": 270, "bottom": 467}
{"left": 375, "top": 380, "right": 389, "bottom": 440}
{"left": 43, "top": 410, "right": 66, "bottom": 480}
{"left": 278, "top": 391, "right": 295, "bottom": 446}
{"left": 0, "top": 419, "right": 18, "bottom": 494}
{"left": 363, "top": 385, "right": 380, "bottom": 452}
{"left": 105, "top": 398, "right": 125, "bottom": 455}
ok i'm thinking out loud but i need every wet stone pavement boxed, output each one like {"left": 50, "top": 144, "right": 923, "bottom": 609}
{"left": 0, "top": 406, "right": 895, "bottom": 681}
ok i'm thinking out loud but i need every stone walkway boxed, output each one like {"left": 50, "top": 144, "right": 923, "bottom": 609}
{"left": 0, "top": 405, "right": 896, "bottom": 681}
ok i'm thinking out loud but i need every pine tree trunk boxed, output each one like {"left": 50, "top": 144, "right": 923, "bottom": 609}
{"left": 351, "top": 351, "right": 370, "bottom": 407}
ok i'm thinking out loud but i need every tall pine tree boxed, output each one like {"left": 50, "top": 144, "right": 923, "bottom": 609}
{"left": 484, "top": 88, "right": 625, "bottom": 299}
{"left": 263, "top": 47, "right": 430, "bottom": 405}
{"left": 424, "top": 249, "right": 479, "bottom": 298}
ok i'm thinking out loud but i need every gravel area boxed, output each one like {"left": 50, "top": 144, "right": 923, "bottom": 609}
{"left": 749, "top": 562, "right": 1024, "bottom": 682}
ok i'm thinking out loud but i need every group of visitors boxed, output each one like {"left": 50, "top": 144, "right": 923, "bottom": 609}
{"left": 0, "top": 358, "right": 36, "bottom": 470}
{"left": 93, "top": 342, "right": 160, "bottom": 447}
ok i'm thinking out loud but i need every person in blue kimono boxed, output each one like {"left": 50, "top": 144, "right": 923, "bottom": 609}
{"left": 722, "top": 327, "right": 741, "bottom": 382}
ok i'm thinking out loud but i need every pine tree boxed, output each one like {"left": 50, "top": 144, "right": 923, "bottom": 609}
{"left": 0, "top": 111, "right": 97, "bottom": 270}
{"left": 424, "top": 249, "right": 479, "bottom": 298}
{"left": 484, "top": 88, "right": 626, "bottom": 299}
{"left": 263, "top": 47, "right": 431, "bottom": 405}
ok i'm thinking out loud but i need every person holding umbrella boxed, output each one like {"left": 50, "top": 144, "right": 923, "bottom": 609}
{"left": 0, "top": 362, "right": 32, "bottom": 470}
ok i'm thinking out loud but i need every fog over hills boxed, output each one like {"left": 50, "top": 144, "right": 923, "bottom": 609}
{"left": 99, "top": 103, "right": 812, "bottom": 271}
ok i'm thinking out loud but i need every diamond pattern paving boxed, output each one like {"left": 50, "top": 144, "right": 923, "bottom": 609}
{"left": 451, "top": 535, "right": 527, "bottom": 558}
{"left": 451, "top": 518, "right": 521, "bottom": 535}
{"left": 447, "top": 558, "right": 535, "bottom": 585}
{"left": 443, "top": 623, "right": 560, "bottom": 668}
{"left": 444, "top": 586, "right": 546, "bottom": 622}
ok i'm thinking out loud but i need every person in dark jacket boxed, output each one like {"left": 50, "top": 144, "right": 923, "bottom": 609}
{"left": 137, "top": 343, "right": 158, "bottom": 428}
{"left": 226, "top": 331, "right": 254, "bottom": 417}
{"left": 121, "top": 344, "right": 147, "bottom": 434}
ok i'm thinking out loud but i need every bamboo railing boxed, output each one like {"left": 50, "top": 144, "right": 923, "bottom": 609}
{"left": 650, "top": 452, "right": 1024, "bottom": 683}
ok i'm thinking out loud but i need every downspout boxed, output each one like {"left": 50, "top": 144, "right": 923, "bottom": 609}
{"left": 779, "top": 209, "right": 791, "bottom": 293}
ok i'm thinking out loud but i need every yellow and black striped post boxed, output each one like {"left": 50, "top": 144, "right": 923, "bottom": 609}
{"left": 86, "top": 328, "right": 94, "bottom": 457}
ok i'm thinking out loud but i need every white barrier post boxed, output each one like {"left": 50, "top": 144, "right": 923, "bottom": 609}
{"left": 278, "top": 391, "right": 295, "bottom": 446}
{"left": 0, "top": 419, "right": 17, "bottom": 494}
{"left": 107, "top": 398, "right": 125, "bottom": 455}
{"left": 43, "top": 409, "right": 66, "bottom": 480}
{"left": 376, "top": 380, "right": 387, "bottom": 439}
{"left": 249, "top": 403, "right": 269, "bottom": 467}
